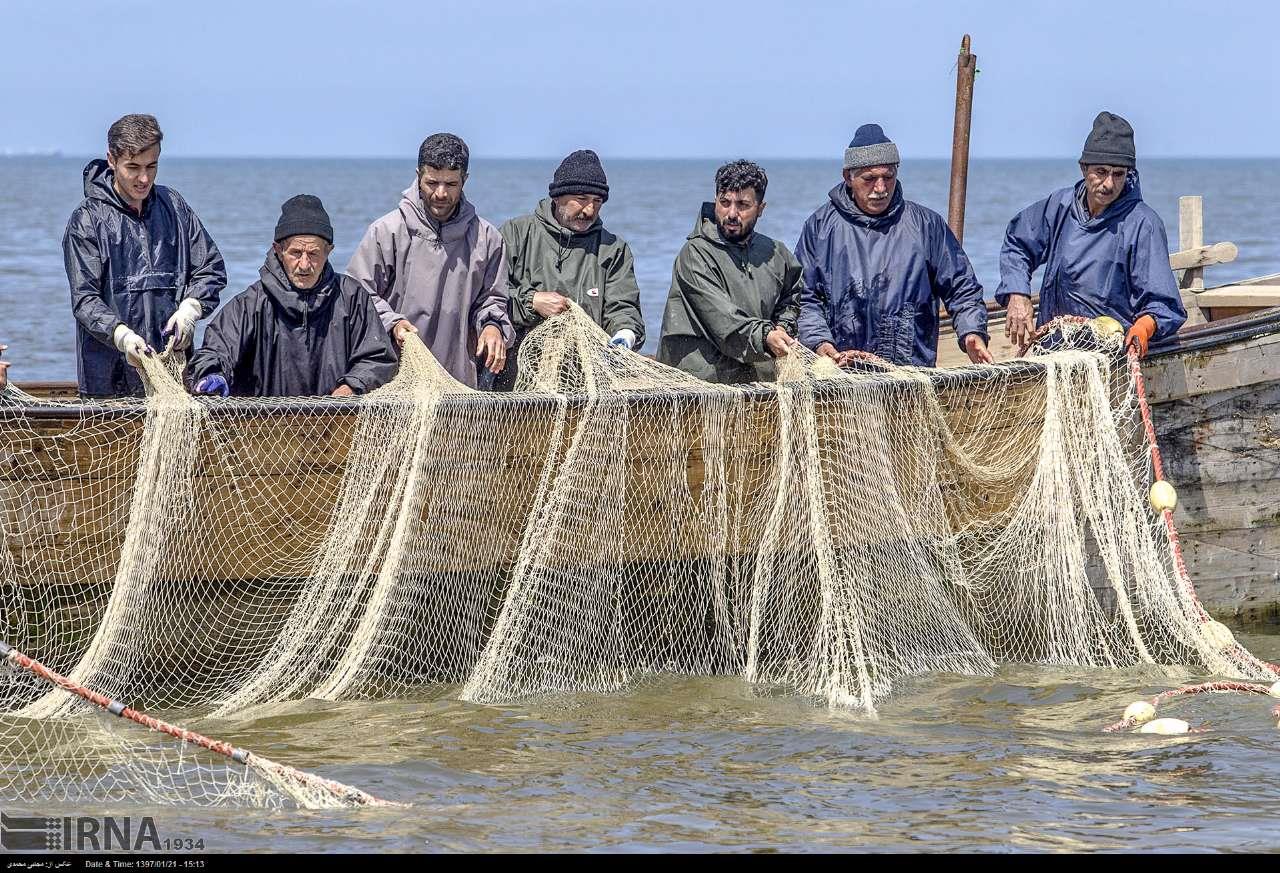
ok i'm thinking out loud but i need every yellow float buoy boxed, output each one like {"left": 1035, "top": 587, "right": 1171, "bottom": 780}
{"left": 1138, "top": 718, "right": 1190, "bottom": 735}
{"left": 1123, "top": 701, "right": 1156, "bottom": 724}
{"left": 1149, "top": 480, "right": 1178, "bottom": 513}
{"left": 1201, "top": 620, "right": 1236, "bottom": 651}
{"left": 1092, "top": 316, "right": 1124, "bottom": 337}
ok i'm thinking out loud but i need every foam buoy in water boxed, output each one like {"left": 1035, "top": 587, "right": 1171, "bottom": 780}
{"left": 1123, "top": 701, "right": 1156, "bottom": 724}
{"left": 1149, "top": 480, "right": 1178, "bottom": 513}
{"left": 1138, "top": 718, "right": 1190, "bottom": 735}
{"left": 1269, "top": 680, "right": 1280, "bottom": 699}
{"left": 1200, "top": 620, "right": 1236, "bottom": 651}
{"left": 1092, "top": 316, "right": 1124, "bottom": 337}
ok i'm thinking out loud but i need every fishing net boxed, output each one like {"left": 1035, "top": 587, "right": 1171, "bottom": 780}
{"left": 0, "top": 306, "right": 1273, "bottom": 807}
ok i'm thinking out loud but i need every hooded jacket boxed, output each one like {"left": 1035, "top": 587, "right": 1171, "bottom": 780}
{"left": 63, "top": 159, "right": 226, "bottom": 396}
{"left": 345, "top": 186, "right": 512, "bottom": 389}
{"left": 501, "top": 198, "right": 645, "bottom": 345}
{"left": 995, "top": 172, "right": 1186, "bottom": 340}
{"left": 185, "top": 252, "right": 397, "bottom": 397}
{"left": 795, "top": 183, "right": 987, "bottom": 367}
{"left": 657, "top": 204, "right": 802, "bottom": 384}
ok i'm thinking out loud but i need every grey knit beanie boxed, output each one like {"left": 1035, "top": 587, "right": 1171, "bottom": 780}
{"left": 844, "top": 124, "right": 900, "bottom": 170}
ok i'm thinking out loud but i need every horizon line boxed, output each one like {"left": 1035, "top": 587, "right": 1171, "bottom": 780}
{"left": 6, "top": 152, "right": 1280, "bottom": 162}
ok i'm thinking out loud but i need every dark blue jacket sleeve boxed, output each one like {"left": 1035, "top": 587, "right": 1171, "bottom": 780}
{"left": 1128, "top": 214, "right": 1186, "bottom": 340}
{"left": 995, "top": 196, "right": 1054, "bottom": 307}
{"left": 773, "top": 247, "right": 802, "bottom": 338}
{"left": 175, "top": 195, "right": 226, "bottom": 317}
{"left": 795, "top": 219, "right": 835, "bottom": 349}
{"left": 63, "top": 208, "right": 121, "bottom": 348}
{"left": 185, "top": 296, "right": 250, "bottom": 393}
{"left": 930, "top": 219, "right": 988, "bottom": 349}
{"left": 341, "top": 289, "right": 399, "bottom": 394}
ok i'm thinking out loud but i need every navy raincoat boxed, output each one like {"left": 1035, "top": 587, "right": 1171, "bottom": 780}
{"left": 185, "top": 252, "right": 397, "bottom": 398}
{"left": 795, "top": 184, "right": 988, "bottom": 367}
{"left": 62, "top": 160, "right": 226, "bottom": 396}
{"left": 994, "top": 172, "right": 1185, "bottom": 339}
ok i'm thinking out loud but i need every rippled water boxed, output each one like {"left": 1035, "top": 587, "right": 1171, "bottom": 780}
{"left": 3, "top": 156, "right": 1279, "bottom": 381}
{"left": 21, "top": 632, "right": 1280, "bottom": 853}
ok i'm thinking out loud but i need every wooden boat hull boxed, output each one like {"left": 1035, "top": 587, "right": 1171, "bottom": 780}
{"left": 6, "top": 327, "right": 1276, "bottom": 629}
{"left": 941, "top": 306, "right": 1280, "bottom": 624}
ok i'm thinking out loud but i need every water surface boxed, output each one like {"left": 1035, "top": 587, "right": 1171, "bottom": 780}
{"left": 25, "top": 632, "right": 1280, "bottom": 853}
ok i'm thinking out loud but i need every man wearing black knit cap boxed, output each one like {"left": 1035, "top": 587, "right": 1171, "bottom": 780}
{"left": 997, "top": 111, "right": 1185, "bottom": 357}
{"left": 185, "top": 195, "right": 397, "bottom": 397}
{"left": 496, "top": 149, "right": 645, "bottom": 387}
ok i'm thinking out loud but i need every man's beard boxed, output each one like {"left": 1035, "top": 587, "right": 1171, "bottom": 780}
{"left": 555, "top": 204, "right": 589, "bottom": 230}
{"left": 718, "top": 217, "right": 754, "bottom": 242}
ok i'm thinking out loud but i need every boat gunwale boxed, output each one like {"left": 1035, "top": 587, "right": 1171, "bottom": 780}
{"left": 4, "top": 357, "right": 1059, "bottom": 422}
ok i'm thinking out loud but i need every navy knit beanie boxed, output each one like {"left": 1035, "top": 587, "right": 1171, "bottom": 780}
{"left": 548, "top": 149, "right": 609, "bottom": 202}
{"left": 1080, "top": 112, "right": 1136, "bottom": 168}
{"left": 274, "top": 194, "right": 333, "bottom": 244}
{"left": 844, "top": 124, "right": 900, "bottom": 170}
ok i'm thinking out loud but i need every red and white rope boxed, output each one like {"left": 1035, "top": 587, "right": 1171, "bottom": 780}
{"left": 0, "top": 640, "right": 401, "bottom": 808}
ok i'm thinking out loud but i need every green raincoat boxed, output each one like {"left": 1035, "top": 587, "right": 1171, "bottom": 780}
{"left": 657, "top": 203, "right": 802, "bottom": 384}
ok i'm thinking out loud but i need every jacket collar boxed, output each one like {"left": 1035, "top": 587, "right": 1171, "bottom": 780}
{"left": 257, "top": 250, "right": 338, "bottom": 322}
{"left": 399, "top": 183, "right": 477, "bottom": 243}
{"left": 83, "top": 159, "right": 155, "bottom": 217}
{"left": 1070, "top": 170, "right": 1143, "bottom": 228}
{"left": 828, "top": 181, "right": 905, "bottom": 229}
{"left": 690, "top": 201, "right": 755, "bottom": 251}
{"left": 535, "top": 197, "right": 602, "bottom": 242}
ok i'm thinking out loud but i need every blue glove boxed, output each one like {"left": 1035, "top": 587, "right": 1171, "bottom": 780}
{"left": 194, "top": 374, "right": 229, "bottom": 397}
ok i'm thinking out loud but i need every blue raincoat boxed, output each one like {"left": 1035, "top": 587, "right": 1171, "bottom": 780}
{"left": 995, "top": 172, "right": 1185, "bottom": 339}
{"left": 62, "top": 160, "right": 226, "bottom": 396}
{"left": 795, "top": 184, "right": 988, "bottom": 367}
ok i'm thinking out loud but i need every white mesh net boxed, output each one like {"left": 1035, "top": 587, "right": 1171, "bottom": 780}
{"left": 0, "top": 306, "right": 1272, "bottom": 807}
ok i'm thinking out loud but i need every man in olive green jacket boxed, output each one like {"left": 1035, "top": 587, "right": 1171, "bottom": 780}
{"left": 658, "top": 160, "right": 801, "bottom": 384}
{"left": 497, "top": 150, "right": 644, "bottom": 388}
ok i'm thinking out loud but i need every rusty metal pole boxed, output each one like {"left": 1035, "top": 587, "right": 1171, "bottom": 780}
{"left": 947, "top": 34, "right": 976, "bottom": 244}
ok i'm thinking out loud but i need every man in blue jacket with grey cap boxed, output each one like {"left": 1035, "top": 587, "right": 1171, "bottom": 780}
{"left": 997, "top": 111, "right": 1185, "bottom": 357}
{"left": 796, "top": 123, "right": 991, "bottom": 367}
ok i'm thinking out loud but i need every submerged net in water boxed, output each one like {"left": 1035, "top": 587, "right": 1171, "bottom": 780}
{"left": 0, "top": 307, "right": 1273, "bottom": 806}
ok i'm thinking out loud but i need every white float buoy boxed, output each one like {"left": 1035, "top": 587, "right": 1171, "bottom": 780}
{"left": 1138, "top": 718, "right": 1190, "bottom": 735}
{"left": 1149, "top": 480, "right": 1178, "bottom": 513}
{"left": 1268, "top": 680, "right": 1280, "bottom": 699}
{"left": 1123, "top": 701, "right": 1156, "bottom": 724}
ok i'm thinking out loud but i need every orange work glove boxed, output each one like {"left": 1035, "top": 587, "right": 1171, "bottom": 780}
{"left": 1125, "top": 314, "right": 1157, "bottom": 357}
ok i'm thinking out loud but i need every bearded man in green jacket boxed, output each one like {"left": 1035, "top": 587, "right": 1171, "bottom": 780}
{"left": 497, "top": 150, "right": 644, "bottom": 388}
{"left": 658, "top": 160, "right": 801, "bottom": 384}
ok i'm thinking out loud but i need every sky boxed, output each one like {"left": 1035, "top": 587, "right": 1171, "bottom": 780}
{"left": 3, "top": 0, "right": 1278, "bottom": 159}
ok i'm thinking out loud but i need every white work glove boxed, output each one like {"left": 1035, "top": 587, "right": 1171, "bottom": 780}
{"left": 113, "top": 324, "right": 153, "bottom": 366}
{"left": 163, "top": 298, "right": 204, "bottom": 350}
{"left": 608, "top": 329, "right": 636, "bottom": 351}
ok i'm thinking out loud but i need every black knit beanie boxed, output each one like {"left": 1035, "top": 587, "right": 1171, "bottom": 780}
{"left": 1080, "top": 112, "right": 1136, "bottom": 168}
{"left": 274, "top": 194, "right": 334, "bottom": 243}
{"left": 548, "top": 149, "right": 609, "bottom": 202}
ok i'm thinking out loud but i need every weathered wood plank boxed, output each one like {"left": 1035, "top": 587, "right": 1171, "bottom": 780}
{"left": 1142, "top": 330, "right": 1280, "bottom": 404}
{"left": 1178, "top": 196, "right": 1208, "bottom": 326}
{"left": 1192, "top": 285, "right": 1280, "bottom": 308}
{"left": 1170, "top": 241, "right": 1237, "bottom": 271}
